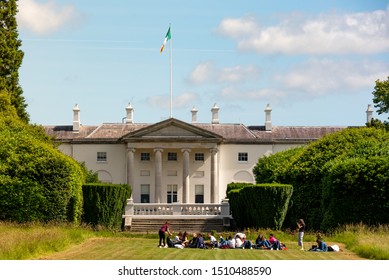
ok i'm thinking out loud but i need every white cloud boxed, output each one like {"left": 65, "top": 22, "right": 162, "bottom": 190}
{"left": 188, "top": 62, "right": 260, "bottom": 84}
{"left": 279, "top": 59, "right": 389, "bottom": 95}
{"left": 148, "top": 92, "right": 199, "bottom": 109}
{"left": 188, "top": 62, "right": 215, "bottom": 84}
{"left": 217, "top": 7, "right": 389, "bottom": 54}
{"left": 17, "top": 0, "right": 81, "bottom": 35}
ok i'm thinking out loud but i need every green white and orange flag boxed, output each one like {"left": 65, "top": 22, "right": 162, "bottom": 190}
{"left": 160, "top": 27, "right": 171, "bottom": 53}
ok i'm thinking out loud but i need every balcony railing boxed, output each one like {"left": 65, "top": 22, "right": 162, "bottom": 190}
{"left": 122, "top": 199, "right": 231, "bottom": 228}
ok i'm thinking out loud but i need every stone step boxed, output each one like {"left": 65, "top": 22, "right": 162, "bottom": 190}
{"left": 127, "top": 218, "right": 229, "bottom": 233}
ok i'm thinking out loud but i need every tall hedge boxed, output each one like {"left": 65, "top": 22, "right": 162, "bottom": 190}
{"left": 82, "top": 183, "right": 130, "bottom": 229}
{"left": 0, "top": 91, "right": 85, "bottom": 222}
{"left": 227, "top": 183, "right": 293, "bottom": 230}
{"left": 321, "top": 156, "right": 389, "bottom": 231}
{"left": 253, "top": 127, "right": 389, "bottom": 231}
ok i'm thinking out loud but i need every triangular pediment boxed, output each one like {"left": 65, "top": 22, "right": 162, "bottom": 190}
{"left": 121, "top": 118, "right": 223, "bottom": 142}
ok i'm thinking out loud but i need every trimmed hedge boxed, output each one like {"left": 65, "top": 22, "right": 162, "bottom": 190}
{"left": 82, "top": 183, "right": 130, "bottom": 229}
{"left": 321, "top": 156, "right": 389, "bottom": 231}
{"left": 227, "top": 183, "right": 293, "bottom": 230}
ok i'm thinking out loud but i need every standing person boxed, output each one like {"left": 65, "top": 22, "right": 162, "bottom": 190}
{"left": 158, "top": 221, "right": 171, "bottom": 248}
{"left": 297, "top": 219, "right": 305, "bottom": 250}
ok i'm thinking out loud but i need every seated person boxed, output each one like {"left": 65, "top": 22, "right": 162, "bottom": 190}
{"left": 227, "top": 235, "right": 236, "bottom": 249}
{"left": 181, "top": 231, "right": 189, "bottom": 247}
{"left": 188, "top": 233, "right": 198, "bottom": 248}
{"left": 255, "top": 233, "right": 272, "bottom": 249}
{"left": 206, "top": 233, "right": 218, "bottom": 248}
{"left": 268, "top": 233, "right": 282, "bottom": 250}
{"left": 309, "top": 237, "right": 328, "bottom": 252}
{"left": 196, "top": 233, "right": 205, "bottom": 249}
{"left": 173, "top": 231, "right": 183, "bottom": 245}
{"left": 219, "top": 236, "right": 229, "bottom": 248}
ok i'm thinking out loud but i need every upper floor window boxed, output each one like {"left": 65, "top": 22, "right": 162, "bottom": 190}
{"left": 140, "top": 152, "right": 150, "bottom": 161}
{"left": 194, "top": 153, "right": 204, "bottom": 161}
{"left": 167, "top": 152, "right": 177, "bottom": 161}
{"left": 238, "top": 152, "right": 248, "bottom": 162}
{"left": 97, "top": 152, "right": 107, "bottom": 162}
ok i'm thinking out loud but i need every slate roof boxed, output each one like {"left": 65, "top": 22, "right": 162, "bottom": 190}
{"left": 44, "top": 120, "right": 347, "bottom": 144}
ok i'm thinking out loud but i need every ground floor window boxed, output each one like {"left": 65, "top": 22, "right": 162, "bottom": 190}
{"left": 140, "top": 184, "right": 150, "bottom": 203}
{"left": 167, "top": 184, "right": 178, "bottom": 203}
{"left": 195, "top": 184, "right": 204, "bottom": 203}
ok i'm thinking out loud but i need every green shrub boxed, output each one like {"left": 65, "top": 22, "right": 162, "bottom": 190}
{"left": 0, "top": 98, "right": 85, "bottom": 223}
{"left": 321, "top": 156, "right": 389, "bottom": 231}
{"left": 227, "top": 183, "right": 293, "bottom": 230}
{"left": 253, "top": 127, "right": 389, "bottom": 231}
{"left": 82, "top": 183, "right": 130, "bottom": 230}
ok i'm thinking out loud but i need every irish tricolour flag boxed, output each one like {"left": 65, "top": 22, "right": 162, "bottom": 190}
{"left": 160, "top": 27, "right": 171, "bottom": 53}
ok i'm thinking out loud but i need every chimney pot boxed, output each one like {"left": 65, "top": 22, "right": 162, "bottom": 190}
{"left": 73, "top": 104, "right": 80, "bottom": 132}
{"left": 264, "top": 104, "right": 272, "bottom": 131}
{"left": 366, "top": 104, "right": 373, "bottom": 123}
{"left": 191, "top": 106, "right": 198, "bottom": 123}
{"left": 211, "top": 103, "right": 219, "bottom": 124}
{"left": 125, "top": 103, "right": 134, "bottom": 124}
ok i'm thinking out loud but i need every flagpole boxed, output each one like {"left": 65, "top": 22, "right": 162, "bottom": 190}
{"left": 169, "top": 23, "right": 173, "bottom": 118}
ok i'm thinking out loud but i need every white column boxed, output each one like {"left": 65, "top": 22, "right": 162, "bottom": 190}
{"left": 210, "top": 148, "right": 219, "bottom": 203}
{"left": 154, "top": 148, "right": 163, "bottom": 203}
{"left": 126, "top": 148, "right": 135, "bottom": 198}
{"left": 182, "top": 148, "right": 191, "bottom": 203}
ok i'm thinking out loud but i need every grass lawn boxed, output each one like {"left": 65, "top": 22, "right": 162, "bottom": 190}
{"left": 39, "top": 237, "right": 364, "bottom": 260}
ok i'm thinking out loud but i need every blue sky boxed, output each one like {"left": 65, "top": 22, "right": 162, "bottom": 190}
{"left": 17, "top": 0, "right": 389, "bottom": 127}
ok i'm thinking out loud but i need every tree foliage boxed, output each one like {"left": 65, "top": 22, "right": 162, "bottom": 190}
{"left": 253, "top": 127, "right": 389, "bottom": 231}
{"left": 372, "top": 76, "right": 389, "bottom": 117}
{"left": 0, "top": 0, "right": 29, "bottom": 122}
{"left": 0, "top": 91, "right": 85, "bottom": 222}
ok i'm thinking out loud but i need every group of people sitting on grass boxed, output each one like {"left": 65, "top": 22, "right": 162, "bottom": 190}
{"left": 163, "top": 229, "right": 286, "bottom": 250}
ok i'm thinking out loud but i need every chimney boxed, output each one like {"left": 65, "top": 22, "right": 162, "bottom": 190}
{"left": 73, "top": 104, "right": 80, "bottom": 132}
{"left": 211, "top": 103, "right": 219, "bottom": 124}
{"left": 366, "top": 104, "right": 373, "bottom": 123}
{"left": 191, "top": 106, "right": 198, "bottom": 124}
{"left": 264, "top": 104, "right": 272, "bottom": 131}
{"left": 125, "top": 103, "right": 134, "bottom": 124}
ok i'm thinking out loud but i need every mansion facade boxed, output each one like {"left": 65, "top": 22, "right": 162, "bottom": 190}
{"left": 44, "top": 103, "right": 370, "bottom": 206}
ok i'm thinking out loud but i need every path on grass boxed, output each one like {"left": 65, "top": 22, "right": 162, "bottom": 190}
{"left": 39, "top": 238, "right": 365, "bottom": 260}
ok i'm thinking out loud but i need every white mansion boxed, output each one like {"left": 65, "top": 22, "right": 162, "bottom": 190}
{"left": 44, "top": 103, "right": 373, "bottom": 230}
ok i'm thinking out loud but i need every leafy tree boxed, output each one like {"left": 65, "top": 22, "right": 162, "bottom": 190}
{"left": 372, "top": 76, "right": 389, "bottom": 119}
{"left": 0, "top": 0, "right": 29, "bottom": 122}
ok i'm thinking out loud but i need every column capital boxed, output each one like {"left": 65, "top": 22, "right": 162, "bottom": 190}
{"left": 210, "top": 148, "right": 218, "bottom": 154}
{"left": 181, "top": 148, "right": 191, "bottom": 153}
{"left": 153, "top": 148, "right": 164, "bottom": 153}
{"left": 127, "top": 148, "right": 136, "bottom": 153}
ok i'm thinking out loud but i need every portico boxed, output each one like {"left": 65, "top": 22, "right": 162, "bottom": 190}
{"left": 123, "top": 118, "right": 222, "bottom": 204}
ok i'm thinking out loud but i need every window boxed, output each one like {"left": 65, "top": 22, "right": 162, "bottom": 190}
{"left": 238, "top": 152, "right": 248, "bottom": 162}
{"left": 167, "top": 152, "right": 177, "bottom": 161}
{"left": 195, "top": 185, "right": 204, "bottom": 203}
{"left": 140, "top": 152, "right": 150, "bottom": 161}
{"left": 167, "top": 184, "right": 178, "bottom": 203}
{"left": 140, "top": 184, "right": 150, "bottom": 203}
{"left": 194, "top": 153, "right": 204, "bottom": 161}
{"left": 97, "top": 152, "right": 107, "bottom": 162}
